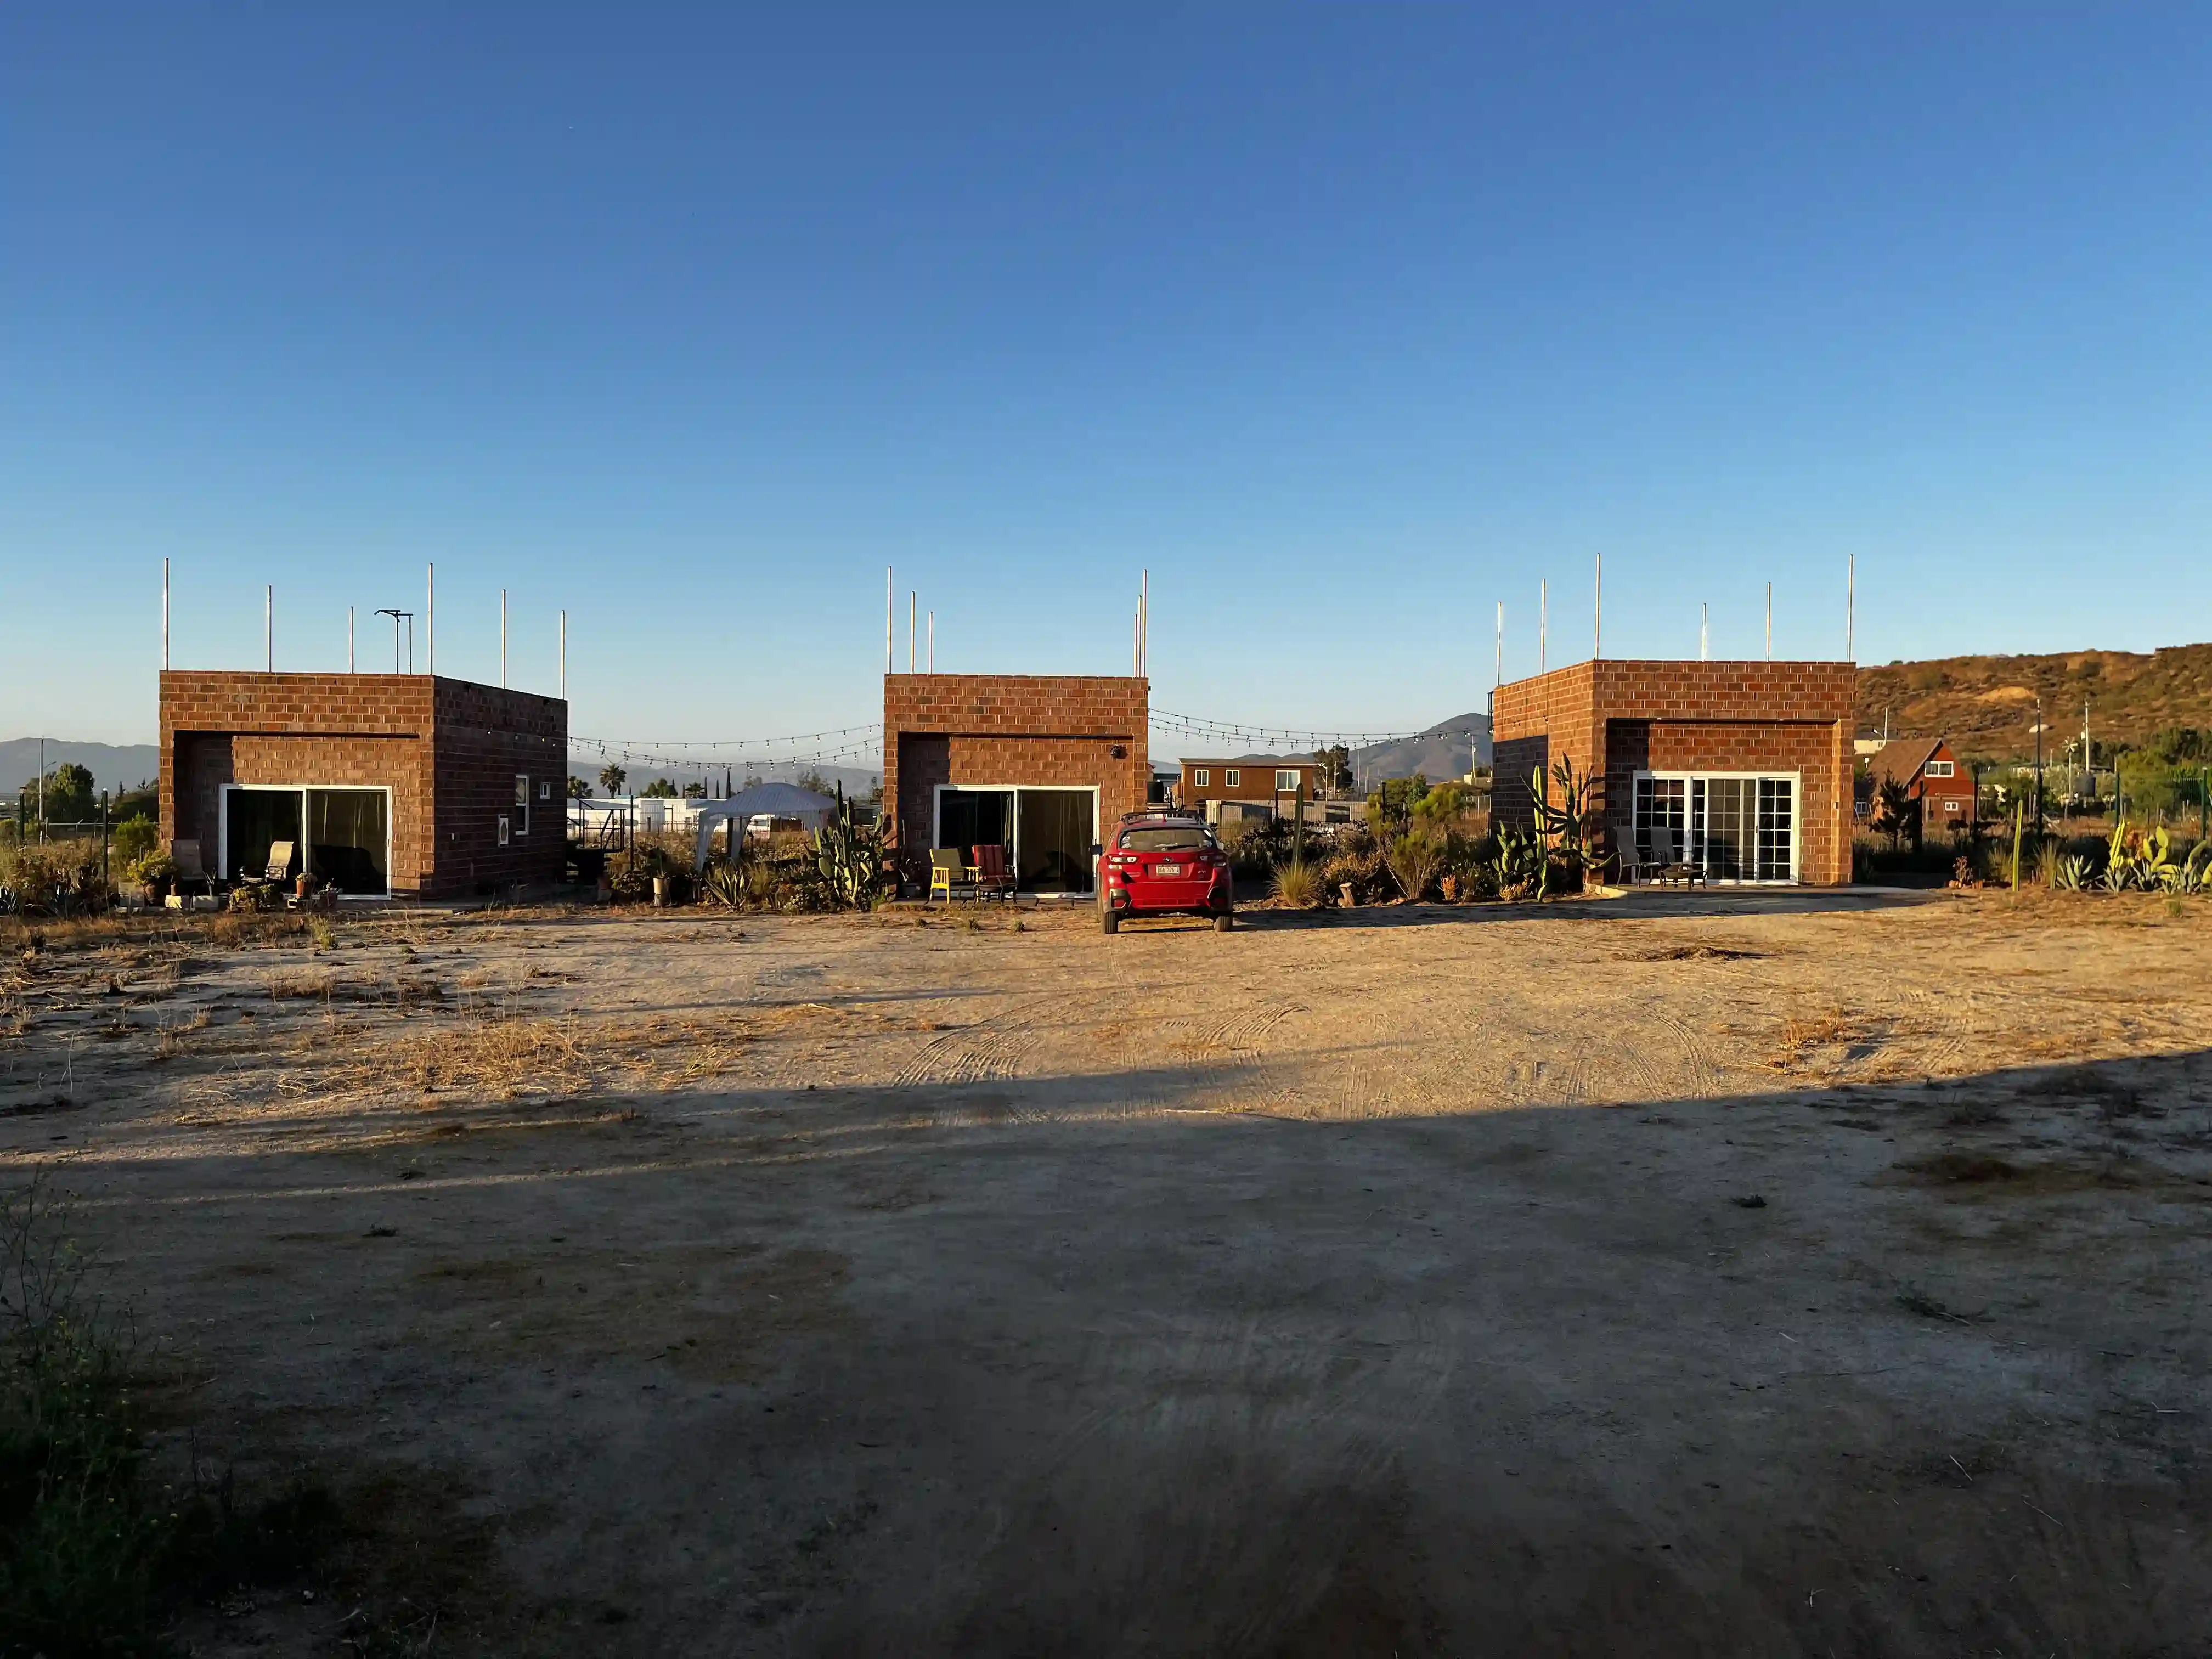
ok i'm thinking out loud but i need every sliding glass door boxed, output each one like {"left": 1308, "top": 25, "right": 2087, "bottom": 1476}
{"left": 1632, "top": 774, "right": 1797, "bottom": 883}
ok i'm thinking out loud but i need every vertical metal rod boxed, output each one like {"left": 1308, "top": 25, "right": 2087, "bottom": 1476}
{"left": 162, "top": 558, "right": 170, "bottom": 672}
{"left": 1594, "top": 555, "right": 1602, "bottom": 661}
{"left": 1539, "top": 579, "right": 1547, "bottom": 675}
{"left": 1494, "top": 601, "right": 1503, "bottom": 689}
{"left": 909, "top": 591, "right": 916, "bottom": 674}
{"left": 348, "top": 606, "right": 355, "bottom": 673}
{"left": 560, "top": 610, "right": 567, "bottom": 701}
{"left": 427, "top": 563, "right": 435, "bottom": 676}
{"left": 885, "top": 566, "right": 893, "bottom": 674}
{"left": 1847, "top": 554, "right": 1855, "bottom": 661}
{"left": 928, "top": 610, "right": 934, "bottom": 674}
{"left": 501, "top": 588, "right": 508, "bottom": 687}
{"left": 1701, "top": 603, "right": 1708, "bottom": 662}
{"left": 1141, "top": 569, "right": 1148, "bottom": 675}
{"left": 265, "top": 585, "right": 273, "bottom": 672}
{"left": 1765, "top": 581, "right": 1773, "bottom": 659}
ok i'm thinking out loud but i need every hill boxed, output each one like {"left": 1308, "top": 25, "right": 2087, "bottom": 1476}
{"left": 0, "top": 739, "right": 161, "bottom": 796}
{"left": 1855, "top": 645, "right": 2212, "bottom": 762}
{"left": 1350, "top": 713, "right": 1492, "bottom": 784}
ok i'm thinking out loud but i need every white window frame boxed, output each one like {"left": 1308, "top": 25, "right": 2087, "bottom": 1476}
{"left": 514, "top": 775, "right": 530, "bottom": 837}
{"left": 1192, "top": 768, "right": 1210, "bottom": 788}
{"left": 216, "top": 782, "right": 395, "bottom": 901}
{"left": 1924, "top": 759, "right": 1954, "bottom": 778}
{"left": 1274, "top": 769, "right": 1300, "bottom": 791}
{"left": 1223, "top": 768, "right": 1241, "bottom": 789}
{"left": 1630, "top": 770, "right": 1802, "bottom": 884}
{"left": 930, "top": 783, "right": 1101, "bottom": 894}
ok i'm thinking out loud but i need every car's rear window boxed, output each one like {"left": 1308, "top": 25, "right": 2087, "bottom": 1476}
{"left": 1121, "top": 826, "right": 1210, "bottom": 851}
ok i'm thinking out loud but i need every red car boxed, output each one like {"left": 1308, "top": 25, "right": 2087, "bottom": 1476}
{"left": 1097, "top": 809, "right": 1234, "bottom": 933}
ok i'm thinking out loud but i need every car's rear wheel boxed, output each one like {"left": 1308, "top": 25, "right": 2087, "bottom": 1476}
{"left": 1214, "top": 913, "right": 1234, "bottom": 932}
{"left": 1102, "top": 911, "right": 1120, "bottom": 934}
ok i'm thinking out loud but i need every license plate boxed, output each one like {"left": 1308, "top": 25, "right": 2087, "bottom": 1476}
{"left": 1156, "top": 862, "right": 1183, "bottom": 877}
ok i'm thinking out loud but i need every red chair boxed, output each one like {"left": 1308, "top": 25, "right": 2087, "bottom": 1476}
{"left": 972, "top": 843, "right": 1015, "bottom": 902}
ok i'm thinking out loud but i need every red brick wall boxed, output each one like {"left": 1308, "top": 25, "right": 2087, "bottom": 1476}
{"left": 883, "top": 674, "right": 1148, "bottom": 887}
{"left": 158, "top": 672, "right": 567, "bottom": 898}
{"left": 431, "top": 679, "right": 568, "bottom": 895}
{"left": 1492, "top": 659, "right": 1855, "bottom": 885}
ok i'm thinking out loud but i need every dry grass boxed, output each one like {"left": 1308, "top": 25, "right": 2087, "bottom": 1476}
{"left": 1766, "top": 1007, "right": 1876, "bottom": 1072}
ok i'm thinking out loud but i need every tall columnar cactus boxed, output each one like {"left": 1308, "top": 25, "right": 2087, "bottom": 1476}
{"left": 1528, "top": 757, "right": 1590, "bottom": 875}
{"left": 814, "top": 783, "right": 886, "bottom": 910}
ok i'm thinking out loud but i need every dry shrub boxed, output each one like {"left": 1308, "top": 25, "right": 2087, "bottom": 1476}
{"left": 1271, "top": 861, "right": 1323, "bottom": 908}
{"left": 264, "top": 967, "right": 339, "bottom": 1001}
{"left": 1767, "top": 1007, "right": 1872, "bottom": 1070}
{"left": 394, "top": 1015, "right": 591, "bottom": 1100}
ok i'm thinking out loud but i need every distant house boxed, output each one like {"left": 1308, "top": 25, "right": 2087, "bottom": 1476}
{"left": 1865, "top": 737, "right": 1973, "bottom": 832}
{"left": 1178, "top": 755, "right": 1326, "bottom": 812}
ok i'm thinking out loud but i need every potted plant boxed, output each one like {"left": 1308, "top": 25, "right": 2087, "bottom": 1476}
{"left": 129, "top": 850, "right": 177, "bottom": 905}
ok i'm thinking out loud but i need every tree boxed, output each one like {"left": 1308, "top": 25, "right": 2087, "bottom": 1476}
{"left": 794, "top": 769, "right": 833, "bottom": 796}
{"left": 639, "top": 778, "right": 679, "bottom": 799}
{"left": 681, "top": 781, "right": 706, "bottom": 799}
{"left": 598, "top": 763, "right": 628, "bottom": 795}
{"left": 1312, "top": 744, "right": 1352, "bottom": 793}
{"left": 567, "top": 776, "right": 591, "bottom": 800}
{"left": 1872, "top": 778, "right": 1915, "bottom": 851}
{"left": 22, "top": 763, "right": 95, "bottom": 823}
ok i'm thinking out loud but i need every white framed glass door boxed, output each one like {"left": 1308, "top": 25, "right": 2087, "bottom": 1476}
{"left": 1633, "top": 772, "right": 1797, "bottom": 883}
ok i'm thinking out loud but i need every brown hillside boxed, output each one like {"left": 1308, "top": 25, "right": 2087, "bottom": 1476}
{"left": 1855, "top": 644, "right": 2212, "bottom": 761}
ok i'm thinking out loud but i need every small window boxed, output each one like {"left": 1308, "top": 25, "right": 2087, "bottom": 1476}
{"left": 1274, "top": 769, "right": 1299, "bottom": 791}
{"left": 1193, "top": 769, "right": 1210, "bottom": 787}
{"left": 514, "top": 776, "right": 530, "bottom": 836}
{"left": 1944, "top": 799, "right": 1961, "bottom": 814}
{"left": 538, "top": 781, "right": 552, "bottom": 802}
{"left": 497, "top": 814, "right": 511, "bottom": 847}
{"left": 1925, "top": 760, "right": 1954, "bottom": 778}
{"left": 1223, "top": 769, "right": 1241, "bottom": 788}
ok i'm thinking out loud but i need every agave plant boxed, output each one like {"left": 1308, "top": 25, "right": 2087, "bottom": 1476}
{"left": 701, "top": 860, "right": 748, "bottom": 910}
{"left": 2052, "top": 854, "right": 2089, "bottom": 892}
{"left": 2177, "top": 842, "right": 2212, "bottom": 895}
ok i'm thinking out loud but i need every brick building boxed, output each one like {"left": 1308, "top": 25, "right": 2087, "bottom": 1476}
{"left": 1865, "top": 736, "right": 1973, "bottom": 834}
{"left": 1177, "top": 755, "right": 1325, "bottom": 810}
{"left": 1492, "top": 659, "right": 1855, "bottom": 885}
{"left": 883, "top": 674, "right": 1148, "bottom": 895}
{"left": 159, "top": 672, "right": 568, "bottom": 899}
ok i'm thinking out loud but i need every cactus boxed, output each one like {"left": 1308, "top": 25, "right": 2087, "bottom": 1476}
{"left": 813, "top": 783, "right": 886, "bottom": 910}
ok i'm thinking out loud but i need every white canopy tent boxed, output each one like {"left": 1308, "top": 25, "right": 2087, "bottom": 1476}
{"left": 691, "top": 783, "right": 839, "bottom": 870}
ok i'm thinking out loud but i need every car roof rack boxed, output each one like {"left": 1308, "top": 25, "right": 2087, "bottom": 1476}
{"left": 1119, "top": 803, "right": 1200, "bottom": 822}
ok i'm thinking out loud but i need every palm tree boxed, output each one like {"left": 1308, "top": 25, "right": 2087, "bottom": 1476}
{"left": 598, "top": 763, "right": 628, "bottom": 796}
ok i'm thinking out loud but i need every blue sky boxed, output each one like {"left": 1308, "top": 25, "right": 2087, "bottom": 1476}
{"left": 3, "top": 5, "right": 2208, "bottom": 752}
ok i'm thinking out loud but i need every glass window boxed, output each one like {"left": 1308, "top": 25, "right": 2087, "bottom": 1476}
{"left": 1274, "top": 770, "right": 1300, "bottom": 791}
{"left": 1223, "top": 769, "right": 1241, "bottom": 788}
{"left": 1193, "top": 769, "right": 1210, "bottom": 787}
{"left": 514, "top": 775, "right": 529, "bottom": 836}
{"left": 1633, "top": 776, "right": 1687, "bottom": 868}
{"left": 1121, "top": 826, "right": 1210, "bottom": 851}
{"left": 1925, "top": 760, "right": 1954, "bottom": 778}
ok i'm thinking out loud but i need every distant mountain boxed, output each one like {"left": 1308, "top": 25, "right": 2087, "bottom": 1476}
{"left": 1, "top": 740, "right": 882, "bottom": 804}
{"left": 0, "top": 740, "right": 160, "bottom": 796}
{"left": 1350, "top": 713, "right": 1492, "bottom": 785}
{"left": 1855, "top": 645, "right": 2212, "bottom": 761}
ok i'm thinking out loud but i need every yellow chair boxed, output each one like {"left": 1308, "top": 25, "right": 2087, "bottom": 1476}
{"left": 928, "top": 848, "right": 973, "bottom": 903}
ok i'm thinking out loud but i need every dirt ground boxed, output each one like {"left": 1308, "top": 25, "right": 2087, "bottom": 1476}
{"left": 5, "top": 888, "right": 2211, "bottom": 1656}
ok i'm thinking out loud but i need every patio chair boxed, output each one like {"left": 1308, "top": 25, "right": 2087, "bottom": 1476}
{"left": 263, "top": 840, "right": 297, "bottom": 883}
{"left": 928, "top": 848, "right": 974, "bottom": 904}
{"left": 972, "top": 843, "right": 1015, "bottom": 902}
{"left": 171, "top": 840, "right": 214, "bottom": 898}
